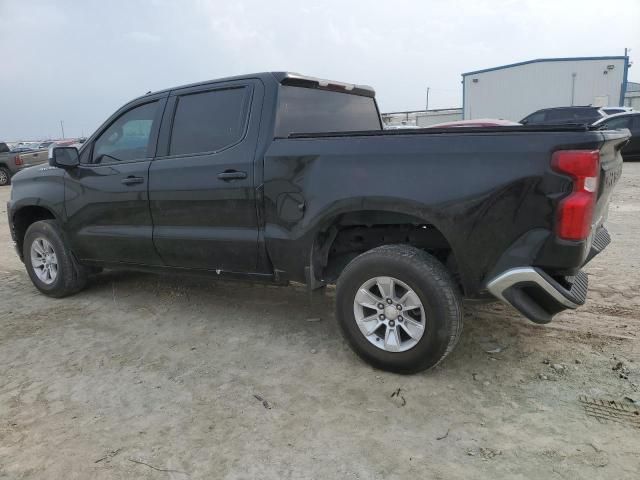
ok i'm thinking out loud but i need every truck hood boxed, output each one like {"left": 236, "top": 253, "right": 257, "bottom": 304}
{"left": 12, "top": 164, "right": 64, "bottom": 183}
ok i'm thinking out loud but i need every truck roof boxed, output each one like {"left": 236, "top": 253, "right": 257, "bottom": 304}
{"left": 139, "top": 72, "right": 376, "bottom": 100}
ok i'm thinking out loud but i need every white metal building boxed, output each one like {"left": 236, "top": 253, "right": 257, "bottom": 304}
{"left": 462, "top": 56, "right": 630, "bottom": 121}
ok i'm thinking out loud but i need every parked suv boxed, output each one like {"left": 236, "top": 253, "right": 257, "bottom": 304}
{"left": 593, "top": 112, "right": 640, "bottom": 161}
{"left": 520, "top": 106, "right": 606, "bottom": 126}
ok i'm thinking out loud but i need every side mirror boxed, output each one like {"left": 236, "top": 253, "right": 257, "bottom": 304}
{"left": 49, "top": 146, "right": 79, "bottom": 168}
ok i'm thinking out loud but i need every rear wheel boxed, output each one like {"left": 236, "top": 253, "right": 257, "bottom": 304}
{"left": 23, "top": 220, "right": 88, "bottom": 297}
{"left": 0, "top": 167, "right": 10, "bottom": 186}
{"left": 336, "top": 244, "right": 463, "bottom": 373}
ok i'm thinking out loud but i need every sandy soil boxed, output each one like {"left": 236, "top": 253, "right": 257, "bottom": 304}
{"left": 1, "top": 164, "right": 639, "bottom": 479}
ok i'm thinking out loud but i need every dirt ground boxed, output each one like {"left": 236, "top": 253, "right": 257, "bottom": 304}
{"left": 1, "top": 164, "right": 639, "bottom": 480}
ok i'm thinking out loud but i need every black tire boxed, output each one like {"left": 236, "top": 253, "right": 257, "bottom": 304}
{"left": 23, "top": 220, "right": 88, "bottom": 298}
{"left": 0, "top": 167, "right": 10, "bottom": 186}
{"left": 336, "top": 245, "right": 463, "bottom": 374}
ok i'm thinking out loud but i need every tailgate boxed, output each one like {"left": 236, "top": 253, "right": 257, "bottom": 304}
{"left": 592, "top": 130, "right": 627, "bottom": 229}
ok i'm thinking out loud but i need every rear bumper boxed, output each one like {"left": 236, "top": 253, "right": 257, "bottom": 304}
{"left": 486, "top": 227, "right": 610, "bottom": 323}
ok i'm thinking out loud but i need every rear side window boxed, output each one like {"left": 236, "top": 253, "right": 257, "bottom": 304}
{"left": 547, "top": 110, "right": 571, "bottom": 121}
{"left": 169, "top": 87, "right": 249, "bottom": 156}
{"left": 604, "top": 116, "right": 633, "bottom": 130}
{"left": 275, "top": 86, "right": 381, "bottom": 137}
{"left": 573, "top": 109, "right": 599, "bottom": 120}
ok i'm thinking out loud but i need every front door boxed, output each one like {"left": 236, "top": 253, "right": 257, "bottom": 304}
{"left": 148, "top": 81, "right": 263, "bottom": 272}
{"left": 64, "top": 96, "right": 167, "bottom": 265}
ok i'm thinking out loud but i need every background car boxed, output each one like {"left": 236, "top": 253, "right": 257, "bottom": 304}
{"left": 37, "top": 141, "right": 56, "bottom": 149}
{"left": 602, "top": 106, "right": 634, "bottom": 116}
{"left": 520, "top": 106, "right": 606, "bottom": 125}
{"left": 593, "top": 112, "right": 640, "bottom": 161}
{"left": 9, "top": 146, "right": 34, "bottom": 153}
{"left": 383, "top": 124, "right": 424, "bottom": 129}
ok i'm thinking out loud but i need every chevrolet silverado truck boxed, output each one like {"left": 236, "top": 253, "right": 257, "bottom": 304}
{"left": 0, "top": 142, "right": 50, "bottom": 186}
{"left": 7, "top": 72, "right": 628, "bottom": 373}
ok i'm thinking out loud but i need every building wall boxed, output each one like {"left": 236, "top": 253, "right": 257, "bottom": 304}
{"left": 382, "top": 108, "right": 463, "bottom": 127}
{"left": 625, "top": 92, "right": 640, "bottom": 110}
{"left": 463, "top": 57, "right": 627, "bottom": 121}
{"left": 625, "top": 82, "right": 640, "bottom": 110}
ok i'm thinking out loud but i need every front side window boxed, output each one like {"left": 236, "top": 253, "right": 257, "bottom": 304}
{"left": 169, "top": 87, "right": 249, "bottom": 156}
{"left": 524, "top": 112, "right": 545, "bottom": 123}
{"left": 92, "top": 101, "right": 159, "bottom": 164}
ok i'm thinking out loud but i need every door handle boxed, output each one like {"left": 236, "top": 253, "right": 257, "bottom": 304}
{"left": 121, "top": 176, "right": 144, "bottom": 185}
{"left": 217, "top": 170, "right": 247, "bottom": 181}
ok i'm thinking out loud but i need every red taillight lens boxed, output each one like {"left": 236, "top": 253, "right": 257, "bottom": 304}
{"left": 551, "top": 150, "right": 600, "bottom": 241}
{"left": 14, "top": 155, "right": 23, "bottom": 166}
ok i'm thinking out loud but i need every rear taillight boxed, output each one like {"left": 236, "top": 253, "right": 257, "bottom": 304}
{"left": 551, "top": 150, "right": 600, "bottom": 241}
{"left": 13, "top": 155, "right": 23, "bottom": 166}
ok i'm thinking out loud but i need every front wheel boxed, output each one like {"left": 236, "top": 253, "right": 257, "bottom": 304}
{"left": 23, "top": 220, "right": 88, "bottom": 297}
{"left": 336, "top": 245, "right": 463, "bottom": 373}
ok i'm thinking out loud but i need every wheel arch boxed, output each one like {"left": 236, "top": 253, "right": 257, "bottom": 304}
{"left": 12, "top": 205, "right": 58, "bottom": 260}
{"left": 309, "top": 208, "right": 464, "bottom": 293}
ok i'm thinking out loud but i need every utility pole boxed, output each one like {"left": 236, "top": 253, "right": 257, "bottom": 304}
{"left": 570, "top": 73, "right": 576, "bottom": 106}
{"left": 426, "top": 87, "right": 430, "bottom": 111}
{"left": 60, "top": 120, "right": 65, "bottom": 139}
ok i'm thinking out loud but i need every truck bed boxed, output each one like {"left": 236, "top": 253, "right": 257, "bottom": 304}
{"left": 286, "top": 123, "right": 596, "bottom": 139}
{"left": 264, "top": 126, "right": 627, "bottom": 299}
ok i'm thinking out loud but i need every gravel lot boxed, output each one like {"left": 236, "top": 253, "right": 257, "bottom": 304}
{"left": 1, "top": 164, "right": 639, "bottom": 479}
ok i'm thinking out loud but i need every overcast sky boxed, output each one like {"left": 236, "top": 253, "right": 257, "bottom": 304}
{"left": 1, "top": 0, "right": 639, "bottom": 140}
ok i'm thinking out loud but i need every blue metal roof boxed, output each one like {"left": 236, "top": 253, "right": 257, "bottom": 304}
{"left": 462, "top": 56, "right": 628, "bottom": 77}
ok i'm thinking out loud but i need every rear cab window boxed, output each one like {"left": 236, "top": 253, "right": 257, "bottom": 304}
{"left": 275, "top": 86, "right": 381, "bottom": 137}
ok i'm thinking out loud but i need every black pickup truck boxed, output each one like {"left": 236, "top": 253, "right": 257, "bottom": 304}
{"left": 7, "top": 72, "right": 627, "bottom": 373}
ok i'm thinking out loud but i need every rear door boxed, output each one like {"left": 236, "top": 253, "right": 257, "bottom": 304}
{"left": 148, "top": 79, "right": 264, "bottom": 272}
